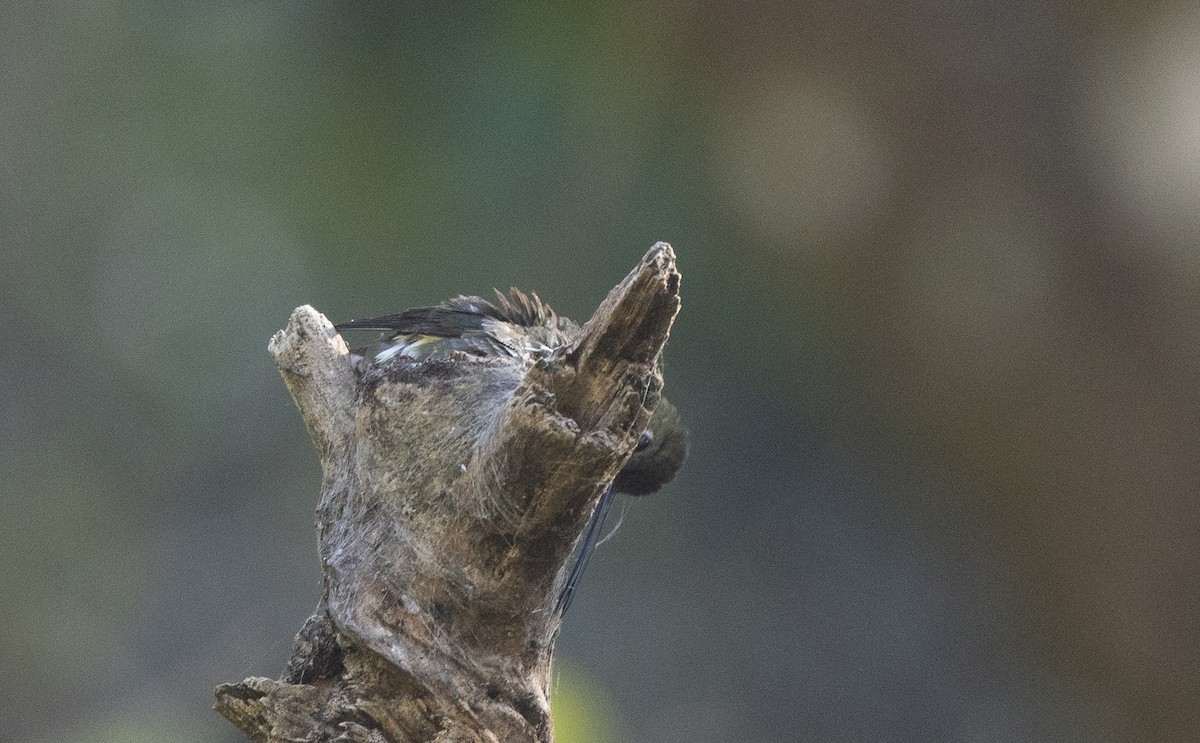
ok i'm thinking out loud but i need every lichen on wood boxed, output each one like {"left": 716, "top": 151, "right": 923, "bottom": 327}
{"left": 215, "top": 243, "right": 682, "bottom": 743}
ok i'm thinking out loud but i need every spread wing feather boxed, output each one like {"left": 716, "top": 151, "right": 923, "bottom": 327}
{"left": 336, "top": 289, "right": 556, "bottom": 338}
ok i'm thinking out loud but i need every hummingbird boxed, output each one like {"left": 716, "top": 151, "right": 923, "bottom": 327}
{"left": 336, "top": 288, "right": 687, "bottom": 615}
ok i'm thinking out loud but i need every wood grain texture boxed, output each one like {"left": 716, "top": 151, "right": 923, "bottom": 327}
{"left": 216, "top": 243, "right": 681, "bottom": 743}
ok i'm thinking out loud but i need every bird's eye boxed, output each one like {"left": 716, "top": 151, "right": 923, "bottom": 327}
{"left": 635, "top": 430, "right": 653, "bottom": 452}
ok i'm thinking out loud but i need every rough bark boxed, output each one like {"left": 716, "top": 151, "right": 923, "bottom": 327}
{"left": 215, "top": 243, "right": 681, "bottom": 743}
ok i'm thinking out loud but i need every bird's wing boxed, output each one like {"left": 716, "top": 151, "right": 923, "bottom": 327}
{"left": 335, "top": 307, "right": 489, "bottom": 338}
{"left": 554, "top": 483, "right": 617, "bottom": 616}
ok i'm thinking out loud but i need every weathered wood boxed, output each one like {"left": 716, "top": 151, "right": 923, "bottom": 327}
{"left": 216, "top": 243, "right": 681, "bottom": 742}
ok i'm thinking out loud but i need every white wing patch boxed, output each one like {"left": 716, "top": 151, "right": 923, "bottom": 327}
{"left": 375, "top": 334, "right": 439, "bottom": 361}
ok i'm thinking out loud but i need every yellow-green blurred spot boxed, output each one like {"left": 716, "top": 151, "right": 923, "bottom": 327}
{"left": 551, "top": 662, "right": 622, "bottom": 743}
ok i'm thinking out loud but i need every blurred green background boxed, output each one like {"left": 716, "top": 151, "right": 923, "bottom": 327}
{"left": 3, "top": 2, "right": 1198, "bottom": 742}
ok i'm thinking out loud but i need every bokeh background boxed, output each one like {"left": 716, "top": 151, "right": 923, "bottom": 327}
{"left": 3, "top": 2, "right": 1198, "bottom": 742}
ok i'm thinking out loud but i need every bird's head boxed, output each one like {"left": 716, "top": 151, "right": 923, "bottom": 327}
{"left": 612, "top": 397, "right": 688, "bottom": 496}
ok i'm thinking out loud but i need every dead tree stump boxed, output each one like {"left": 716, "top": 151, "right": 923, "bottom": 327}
{"left": 215, "top": 243, "right": 682, "bottom": 742}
